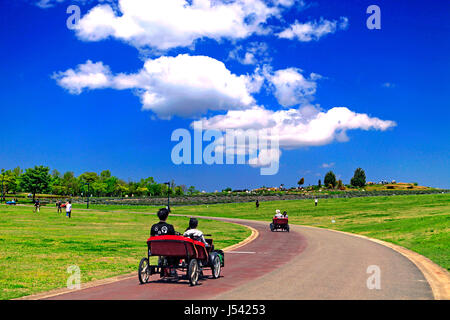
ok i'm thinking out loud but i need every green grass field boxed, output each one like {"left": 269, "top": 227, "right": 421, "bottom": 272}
{"left": 0, "top": 205, "right": 250, "bottom": 300}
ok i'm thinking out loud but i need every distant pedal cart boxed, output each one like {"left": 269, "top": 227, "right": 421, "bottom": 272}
{"left": 270, "top": 218, "right": 289, "bottom": 232}
{"left": 6, "top": 201, "right": 16, "bottom": 205}
{"left": 138, "top": 234, "right": 224, "bottom": 286}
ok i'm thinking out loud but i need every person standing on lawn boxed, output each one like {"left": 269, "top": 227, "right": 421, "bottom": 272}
{"left": 56, "top": 200, "right": 62, "bottom": 214}
{"left": 34, "top": 199, "right": 40, "bottom": 213}
{"left": 66, "top": 200, "right": 72, "bottom": 218}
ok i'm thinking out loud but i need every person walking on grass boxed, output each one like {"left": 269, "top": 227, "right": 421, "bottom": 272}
{"left": 66, "top": 200, "right": 72, "bottom": 218}
{"left": 56, "top": 200, "right": 62, "bottom": 214}
{"left": 34, "top": 199, "right": 40, "bottom": 213}
{"left": 315, "top": 198, "right": 318, "bottom": 207}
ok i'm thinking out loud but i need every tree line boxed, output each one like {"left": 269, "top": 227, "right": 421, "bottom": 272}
{"left": 298, "top": 168, "right": 367, "bottom": 190}
{"left": 0, "top": 166, "right": 199, "bottom": 201}
{"left": 1, "top": 165, "right": 368, "bottom": 201}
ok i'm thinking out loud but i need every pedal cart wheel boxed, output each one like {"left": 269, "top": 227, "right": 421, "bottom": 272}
{"left": 188, "top": 259, "right": 199, "bottom": 286}
{"left": 210, "top": 253, "right": 221, "bottom": 279}
{"left": 138, "top": 257, "right": 150, "bottom": 284}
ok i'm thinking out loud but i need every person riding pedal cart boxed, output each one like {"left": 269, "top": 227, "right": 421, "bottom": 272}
{"left": 150, "top": 208, "right": 178, "bottom": 277}
{"left": 184, "top": 218, "right": 213, "bottom": 251}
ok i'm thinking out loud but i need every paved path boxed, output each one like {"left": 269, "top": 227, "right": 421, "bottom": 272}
{"left": 46, "top": 218, "right": 433, "bottom": 300}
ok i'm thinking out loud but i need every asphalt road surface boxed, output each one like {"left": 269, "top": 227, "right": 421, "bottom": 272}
{"left": 46, "top": 218, "right": 433, "bottom": 300}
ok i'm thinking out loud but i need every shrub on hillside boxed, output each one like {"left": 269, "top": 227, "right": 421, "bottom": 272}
{"left": 350, "top": 168, "right": 366, "bottom": 187}
{"left": 324, "top": 171, "right": 337, "bottom": 188}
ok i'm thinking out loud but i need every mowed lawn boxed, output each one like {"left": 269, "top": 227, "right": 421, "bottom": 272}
{"left": 172, "top": 193, "right": 449, "bottom": 271}
{"left": 0, "top": 205, "right": 250, "bottom": 300}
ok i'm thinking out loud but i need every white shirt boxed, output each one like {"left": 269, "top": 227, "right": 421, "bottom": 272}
{"left": 274, "top": 213, "right": 283, "bottom": 218}
{"left": 66, "top": 203, "right": 72, "bottom": 212}
{"left": 184, "top": 228, "right": 207, "bottom": 245}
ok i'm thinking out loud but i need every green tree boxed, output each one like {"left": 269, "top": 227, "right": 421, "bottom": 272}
{"left": 350, "top": 168, "right": 366, "bottom": 188}
{"left": 127, "top": 181, "right": 138, "bottom": 197}
{"left": 318, "top": 179, "right": 322, "bottom": 188}
{"left": 78, "top": 172, "right": 98, "bottom": 184}
{"left": 160, "top": 183, "right": 168, "bottom": 196}
{"left": 62, "top": 171, "right": 79, "bottom": 195}
{"left": 147, "top": 182, "right": 162, "bottom": 196}
{"left": 1, "top": 169, "right": 19, "bottom": 194}
{"left": 12, "top": 166, "right": 23, "bottom": 193}
{"left": 78, "top": 172, "right": 98, "bottom": 196}
{"left": 136, "top": 186, "right": 148, "bottom": 196}
{"left": 19, "top": 166, "right": 52, "bottom": 201}
{"left": 297, "top": 177, "right": 305, "bottom": 188}
{"left": 51, "top": 169, "right": 61, "bottom": 179}
{"left": 115, "top": 180, "right": 128, "bottom": 196}
{"left": 100, "top": 170, "right": 111, "bottom": 181}
{"left": 50, "top": 169, "right": 62, "bottom": 194}
{"left": 188, "top": 186, "right": 198, "bottom": 195}
{"left": 174, "top": 186, "right": 184, "bottom": 196}
{"left": 92, "top": 181, "right": 107, "bottom": 196}
{"left": 105, "top": 176, "right": 119, "bottom": 196}
{"left": 324, "top": 171, "right": 337, "bottom": 189}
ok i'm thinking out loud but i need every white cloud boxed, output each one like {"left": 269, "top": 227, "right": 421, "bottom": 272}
{"left": 195, "top": 105, "right": 396, "bottom": 149}
{"left": 74, "top": 0, "right": 281, "bottom": 50}
{"left": 53, "top": 54, "right": 258, "bottom": 119}
{"left": 192, "top": 104, "right": 395, "bottom": 170}
{"left": 36, "top": 0, "right": 65, "bottom": 8}
{"left": 277, "top": 16, "right": 349, "bottom": 41}
{"left": 52, "top": 60, "right": 113, "bottom": 94}
{"left": 271, "top": 0, "right": 307, "bottom": 9}
{"left": 321, "top": 162, "right": 335, "bottom": 168}
{"left": 266, "top": 67, "right": 320, "bottom": 107}
{"left": 194, "top": 106, "right": 276, "bottom": 131}
{"left": 36, "top": 0, "right": 116, "bottom": 9}
{"left": 228, "top": 42, "right": 272, "bottom": 65}
{"left": 382, "top": 82, "right": 396, "bottom": 88}
{"left": 248, "top": 147, "right": 282, "bottom": 168}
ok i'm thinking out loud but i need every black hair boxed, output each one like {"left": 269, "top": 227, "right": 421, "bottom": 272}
{"left": 157, "top": 208, "right": 170, "bottom": 221}
{"left": 185, "top": 217, "right": 198, "bottom": 231}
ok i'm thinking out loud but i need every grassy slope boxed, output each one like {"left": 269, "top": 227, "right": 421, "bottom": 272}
{"left": 0, "top": 205, "right": 250, "bottom": 300}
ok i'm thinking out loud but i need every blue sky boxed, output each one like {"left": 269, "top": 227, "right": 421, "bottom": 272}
{"left": 1, "top": 0, "right": 449, "bottom": 190}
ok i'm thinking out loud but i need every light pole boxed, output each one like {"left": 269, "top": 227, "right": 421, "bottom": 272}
{"left": 164, "top": 182, "right": 170, "bottom": 211}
